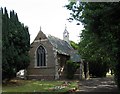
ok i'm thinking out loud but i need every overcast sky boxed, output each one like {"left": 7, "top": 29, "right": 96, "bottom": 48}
{"left": 1, "top": 0, "right": 84, "bottom": 43}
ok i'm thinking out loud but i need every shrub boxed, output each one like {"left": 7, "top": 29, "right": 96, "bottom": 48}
{"left": 65, "top": 60, "right": 79, "bottom": 79}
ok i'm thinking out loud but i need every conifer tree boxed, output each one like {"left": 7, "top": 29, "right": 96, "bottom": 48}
{"left": 2, "top": 7, "right": 30, "bottom": 81}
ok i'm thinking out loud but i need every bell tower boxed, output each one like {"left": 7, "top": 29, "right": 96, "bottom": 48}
{"left": 63, "top": 25, "right": 70, "bottom": 44}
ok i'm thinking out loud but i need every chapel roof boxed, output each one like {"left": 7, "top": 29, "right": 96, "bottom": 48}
{"left": 47, "top": 35, "right": 81, "bottom": 62}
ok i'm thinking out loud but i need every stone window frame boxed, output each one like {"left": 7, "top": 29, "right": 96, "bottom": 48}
{"left": 34, "top": 44, "right": 47, "bottom": 68}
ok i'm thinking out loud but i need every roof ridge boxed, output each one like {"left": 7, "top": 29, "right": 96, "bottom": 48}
{"left": 48, "top": 35, "right": 63, "bottom": 42}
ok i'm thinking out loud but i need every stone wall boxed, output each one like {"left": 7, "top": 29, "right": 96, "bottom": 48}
{"left": 27, "top": 31, "right": 56, "bottom": 80}
{"left": 57, "top": 54, "right": 70, "bottom": 79}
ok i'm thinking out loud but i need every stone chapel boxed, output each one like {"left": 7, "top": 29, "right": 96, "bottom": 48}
{"left": 27, "top": 26, "right": 81, "bottom": 80}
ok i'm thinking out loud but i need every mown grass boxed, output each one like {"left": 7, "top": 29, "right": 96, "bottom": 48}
{"left": 2, "top": 79, "right": 79, "bottom": 93}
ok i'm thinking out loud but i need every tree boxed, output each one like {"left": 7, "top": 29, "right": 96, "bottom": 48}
{"left": 66, "top": 2, "right": 120, "bottom": 88}
{"left": 2, "top": 7, "right": 30, "bottom": 82}
{"left": 70, "top": 41, "right": 79, "bottom": 50}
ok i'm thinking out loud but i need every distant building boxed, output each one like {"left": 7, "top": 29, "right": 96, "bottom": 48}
{"left": 27, "top": 26, "right": 82, "bottom": 80}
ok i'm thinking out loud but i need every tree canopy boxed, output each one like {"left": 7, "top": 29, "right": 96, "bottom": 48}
{"left": 70, "top": 41, "right": 79, "bottom": 50}
{"left": 66, "top": 2, "right": 120, "bottom": 88}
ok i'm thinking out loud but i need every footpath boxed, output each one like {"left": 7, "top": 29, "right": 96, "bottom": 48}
{"left": 79, "top": 77, "right": 119, "bottom": 93}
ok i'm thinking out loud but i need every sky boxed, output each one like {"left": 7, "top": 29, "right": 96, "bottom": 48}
{"left": 1, "top": 0, "right": 84, "bottom": 43}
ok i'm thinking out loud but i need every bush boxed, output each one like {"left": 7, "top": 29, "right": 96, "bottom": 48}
{"left": 65, "top": 60, "right": 79, "bottom": 79}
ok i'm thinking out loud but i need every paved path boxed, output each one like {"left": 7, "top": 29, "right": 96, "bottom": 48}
{"left": 79, "top": 77, "right": 119, "bottom": 92}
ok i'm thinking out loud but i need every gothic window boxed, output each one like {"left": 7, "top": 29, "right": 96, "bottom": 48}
{"left": 36, "top": 46, "right": 46, "bottom": 67}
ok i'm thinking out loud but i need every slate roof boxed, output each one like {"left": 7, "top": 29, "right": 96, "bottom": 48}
{"left": 47, "top": 35, "right": 81, "bottom": 62}
{"left": 70, "top": 50, "right": 81, "bottom": 62}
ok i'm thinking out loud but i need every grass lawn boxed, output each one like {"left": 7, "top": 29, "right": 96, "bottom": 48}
{"left": 2, "top": 79, "right": 79, "bottom": 93}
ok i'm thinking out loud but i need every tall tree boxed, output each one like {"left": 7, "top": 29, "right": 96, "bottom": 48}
{"left": 66, "top": 2, "right": 120, "bottom": 88}
{"left": 2, "top": 7, "right": 30, "bottom": 81}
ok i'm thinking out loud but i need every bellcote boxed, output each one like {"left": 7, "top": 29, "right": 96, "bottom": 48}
{"left": 63, "top": 25, "right": 70, "bottom": 44}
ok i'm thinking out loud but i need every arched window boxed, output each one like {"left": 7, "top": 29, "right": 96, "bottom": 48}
{"left": 36, "top": 46, "right": 46, "bottom": 66}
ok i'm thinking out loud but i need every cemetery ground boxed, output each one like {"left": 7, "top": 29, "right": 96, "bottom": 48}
{"left": 2, "top": 76, "right": 120, "bottom": 93}
{"left": 2, "top": 79, "right": 79, "bottom": 92}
